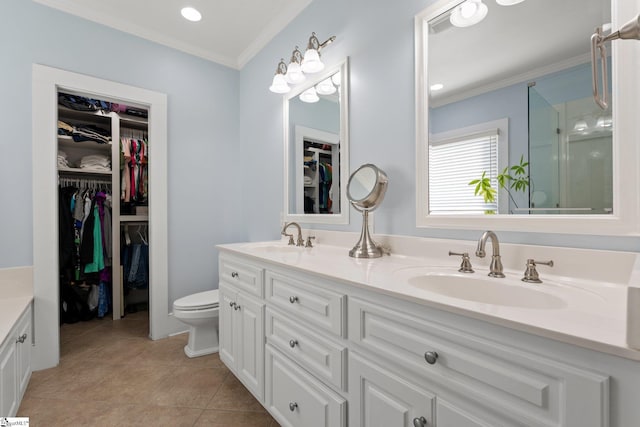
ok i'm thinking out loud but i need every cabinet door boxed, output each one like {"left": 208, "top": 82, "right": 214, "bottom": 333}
{"left": 0, "top": 337, "right": 18, "bottom": 417}
{"left": 266, "top": 345, "right": 346, "bottom": 427}
{"left": 219, "top": 287, "right": 237, "bottom": 370}
{"left": 349, "top": 352, "right": 434, "bottom": 427}
{"left": 16, "top": 307, "right": 31, "bottom": 400}
{"left": 237, "top": 292, "right": 265, "bottom": 402}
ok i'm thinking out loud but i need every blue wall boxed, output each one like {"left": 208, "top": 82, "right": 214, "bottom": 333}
{"left": 238, "top": 0, "right": 639, "bottom": 252}
{"left": 1, "top": 0, "right": 637, "bottom": 294}
{"left": 0, "top": 0, "right": 244, "bottom": 302}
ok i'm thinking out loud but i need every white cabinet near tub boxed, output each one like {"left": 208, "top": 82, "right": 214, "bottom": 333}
{"left": 217, "top": 247, "right": 628, "bottom": 427}
{"left": 0, "top": 303, "right": 32, "bottom": 417}
{"left": 219, "top": 256, "right": 265, "bottom": 402}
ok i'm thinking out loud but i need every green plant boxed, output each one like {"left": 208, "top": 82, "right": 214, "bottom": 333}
{"left": 469, "top": 155, "right": 530, "bottom": 212}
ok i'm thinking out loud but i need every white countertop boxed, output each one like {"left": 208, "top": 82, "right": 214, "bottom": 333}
{"left": 0, "top": 267, "right": 33, "bottom": 345}
{"left": 218, "top": 234, "right": 640, "bottom": 362}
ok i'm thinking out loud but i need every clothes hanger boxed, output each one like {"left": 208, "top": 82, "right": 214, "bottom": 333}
{"left": 124, "top": 224, "right": 131, "bottom": 246}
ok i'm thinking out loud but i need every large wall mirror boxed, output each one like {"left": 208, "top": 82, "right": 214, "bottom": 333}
{"left": 415, "top": 0, "right": 640, "bottom": 234}
{"left": 284, "top": 58, "right": 350, "bottom": 224}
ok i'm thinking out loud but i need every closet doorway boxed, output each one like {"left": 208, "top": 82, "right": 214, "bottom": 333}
{"left": 33, "top": 65, "right": 175, "bottom": 370}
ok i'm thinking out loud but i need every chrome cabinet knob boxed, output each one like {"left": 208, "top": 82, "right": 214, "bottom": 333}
{"left": 289, "top": 296, "right": 299, "bottom": 304}
{"left": 16, "top": 334, "right": 27, "bottom": 344}
{"left": 229, "top": 301, "right": 236, "bottom": 308}
{"left": 289, "top": 339, "right": 298, "bottom": 348}
{"left": 289, "top": 402, "right": 298, "bottom": 412}
{"left": 413, "top": 416, "right": 428, "bottom": 427}
{"left": 231, "top": 271, "right": 239, "bottom": 278}
{"left": 424, "top": 351, "right": 438, "bottom": 365}
{"left": 234, "top": 304, "right": 241, "bottom": 311}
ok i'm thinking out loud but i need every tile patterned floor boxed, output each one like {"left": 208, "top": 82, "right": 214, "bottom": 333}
{"left": 18, "top": 311, "right": 278, "bottom": 426}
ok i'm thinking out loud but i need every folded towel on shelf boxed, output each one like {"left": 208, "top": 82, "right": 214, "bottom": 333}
{"left": 80, "top": 154, "right": 111, "bottom": 171}
{"left": 304, "top": 176, "right": 313, "bottom": 185}
{"left": 57, "top": 150, "right": 70, "bottom": 168}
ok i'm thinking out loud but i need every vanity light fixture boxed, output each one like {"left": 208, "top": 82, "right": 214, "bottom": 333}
{"left": 270, "top": 33, "right": 336, "bottom": 95}
{"left": 596, "top": 115, "right": 613, "bottom": 128}
{"left": 180, "top": 6, "right": 202, "bottom": 22}
{"left": 301, "top": 32, "right": 336, "bottom": 73}
{"left": 299, "top": 87, "right": 320, "bottom": 103}
{"left": 285, "top": 47, "right": 306, "bottom": 85}
{"left": 269, "top": 59, "right": 291, "bottom": 94}
{"left": 450, "top": 0, "right": 488, "bottom": 28}
{"left": 573, "top": 119, "right": 588, "bottom": 132}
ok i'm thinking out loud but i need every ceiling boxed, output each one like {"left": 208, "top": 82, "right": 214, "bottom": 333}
{"left": 33, "top": 0, "right": 312, "bottom": 69}
{"left": 428, "top": 0, "right": 611, "bottom": 105}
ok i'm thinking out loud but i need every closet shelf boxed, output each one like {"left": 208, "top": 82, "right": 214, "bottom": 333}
{"left": 58, "top": 167, "right": 111, "bottom": 176}
{"left": 58, "top": 136, "right": 112, "bottom": 151}
{"left": 120, "top": 215, "right": 149, "bottom": 222}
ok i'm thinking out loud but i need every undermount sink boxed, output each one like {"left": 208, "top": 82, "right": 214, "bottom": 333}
{"left": 407, "top": 273, "right": 567, "bottom": 309}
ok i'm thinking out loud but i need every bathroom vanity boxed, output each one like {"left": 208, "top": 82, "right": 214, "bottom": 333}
{"left": 218, "top": 232, "right": 640, "bottom": 427}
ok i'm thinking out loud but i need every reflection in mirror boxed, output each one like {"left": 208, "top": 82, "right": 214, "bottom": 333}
{"left": 416, "top": 0, "right": 640, "bottom": 234}
{"left": 347, "top": 164, "right": 388, "bottom": 258}
{"left": 427, "top": 0, "right": 612, "bottom": 216}
{"left": 284, "top": 59, "right": 349, "bottom": 224}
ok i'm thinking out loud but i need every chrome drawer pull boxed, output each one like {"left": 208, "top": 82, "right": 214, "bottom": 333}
{"left": 289, "top": 339, "right": 298, "bottom": 348}
{"left": 424, "top": 351, "right": 438, "bottom": 365}
{"left": 289, "top": 296, "right": 299, "bottom": 304}
{"left": 413, "top": 416, "right": 428, "bottom": 427}
{"left": 16, "top": 334, "right": 27, "bottom": 344}
{"left": 289, "top": 402, "right": 298, "bottom": 412}
{"left": 234, "top": 304, "right": 241, "bottom": 311}
{"left": 229, "top": 301, "right": 236, "bottom": 308}
{"left": 231, "top": 271, "right": 239, "bottom": 278}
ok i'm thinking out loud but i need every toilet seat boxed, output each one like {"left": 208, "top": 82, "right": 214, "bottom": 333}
{"left": 174, "top": 289, "right": 219, "bottom": 311}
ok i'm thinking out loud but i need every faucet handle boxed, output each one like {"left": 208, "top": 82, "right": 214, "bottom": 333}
{"left": 305, "top": 235, "right": 316, "bottom": 248}
{"left": 522, "top": 259, "right": 554, "bottom": 283}
{"left": 449, "top": 251, "right": 474, "bottom": 273}
{"left": 283, "top": 233, "right": 295, "bottom": 246}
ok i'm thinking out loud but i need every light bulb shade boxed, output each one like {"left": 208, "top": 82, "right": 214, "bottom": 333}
{"left": 450, "top": 0, "right": 488, "bottom": 27}
{"left": 301, "top": 48, "right": 325, "bottom": 73}
{"left": 299, "top": 87, "right": 319, "bottom": 103}
{"left": 331, "top": 72, "right": 341, "bottom": 86}
{"left": 596, "top": 116, "right": 612, "bottom": 128}
{"left": 269, "top": 74, "right": 290, "bottom": 94}
{"left": 496, "top": 0, "right": 525, "bottom": 5}
{"left": 285, "top": 62, "right": 306, "bottom": 84}
{"left": 316, "top": 78, "right": 336, "bottom": 95}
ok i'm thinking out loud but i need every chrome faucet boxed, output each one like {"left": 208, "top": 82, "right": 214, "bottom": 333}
{"left": 281, "top": 222, "right": 304, "bottom": 247}
{"left": 475, "top": 231, "right": 505, "bottom": 278}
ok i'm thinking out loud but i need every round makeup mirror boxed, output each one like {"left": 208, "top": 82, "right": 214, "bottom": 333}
{"left": 347, "top": 164, "right": 388, "bottom": 258}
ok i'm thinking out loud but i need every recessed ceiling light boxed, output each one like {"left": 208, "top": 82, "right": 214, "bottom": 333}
{"left": 181, "top": 7, "right": 202, "bottom": 22}
{"left": 430, "top": 83, "right": 444, "bottom": 91}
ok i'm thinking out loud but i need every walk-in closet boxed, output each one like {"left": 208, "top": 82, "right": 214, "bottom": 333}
{"left": 57, "top": 91, "right": 150, "bottom": 328}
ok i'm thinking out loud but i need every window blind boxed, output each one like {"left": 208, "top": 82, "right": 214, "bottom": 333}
{"left": 429, "top": 132, "right": 498, "bottom": 214}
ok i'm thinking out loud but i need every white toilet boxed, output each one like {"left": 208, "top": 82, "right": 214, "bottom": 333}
{"left": 173, "top": 289, "right": 220, "bottom": 358}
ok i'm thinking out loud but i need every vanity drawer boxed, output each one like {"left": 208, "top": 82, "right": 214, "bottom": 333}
{"left": 348, "top": 297, "right": 609, "bottom": 427}
{"left": 265, "top": 271, "right": 345, "bottom": 337}
{"left": 219, "top": 255, "right": 264, "bottom": 297}
{"left": 265, "top": 345, "right": 346, "bottom": 427}
{"left": 266, "top": 308, "right": 346, "bottom": 390}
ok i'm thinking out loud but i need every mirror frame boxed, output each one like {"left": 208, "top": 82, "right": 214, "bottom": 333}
{"left": 283, "top": 57, "right": 350, "bottom": 224}
{"left": 415, "top": 0, "right": 640, "bottom": 235}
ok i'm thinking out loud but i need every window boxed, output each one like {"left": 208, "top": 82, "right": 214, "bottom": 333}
{"left": 428, "top": 119, "right": 508, "bottom": 215}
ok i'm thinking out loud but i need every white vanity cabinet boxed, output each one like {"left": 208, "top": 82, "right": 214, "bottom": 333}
{"left": 348, "top": 296, "right": 608, "bottom": 427}
{"left": 0, "top": 303, "right": 32, "bottom": 417}
{"left": 218, "top": 249, "right": 616, "bottom": 427}
{"left": 218, "top": 255, "right": 265, "bottom": 402}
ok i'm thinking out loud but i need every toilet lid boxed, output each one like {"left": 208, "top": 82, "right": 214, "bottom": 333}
{"left": 174, "top": 289, "right": 219, "bottom": 310}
